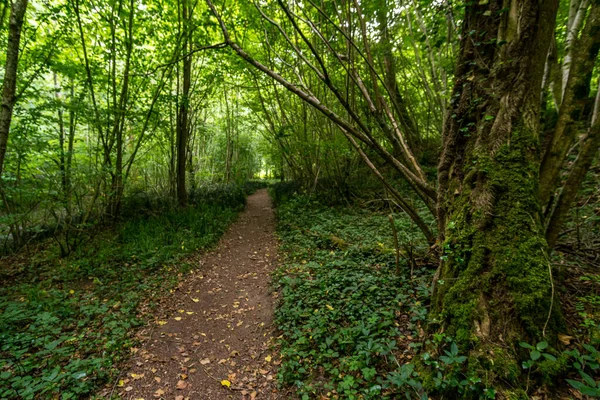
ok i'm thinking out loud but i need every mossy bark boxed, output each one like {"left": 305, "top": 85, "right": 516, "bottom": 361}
{"left": 432, "top": 0, "right": 564, "bottom": 393}
{"left": 434, "top": 129, "right": 563, "bottom": 382}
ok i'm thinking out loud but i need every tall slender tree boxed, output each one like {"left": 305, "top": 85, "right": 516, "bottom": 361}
{"left": 176, "top": 0, "right": 192, "bottom": 206}
{"left": 0, "top": 0, "right": 28, "bottom": 178}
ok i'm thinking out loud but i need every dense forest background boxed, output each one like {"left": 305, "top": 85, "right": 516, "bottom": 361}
{"left": 1, "top": 0, "right": 600, "bottom": 398}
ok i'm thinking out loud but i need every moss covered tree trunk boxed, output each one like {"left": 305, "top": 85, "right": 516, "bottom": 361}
{"left": 433, "top": 0, "right": 563, "bottom": 389}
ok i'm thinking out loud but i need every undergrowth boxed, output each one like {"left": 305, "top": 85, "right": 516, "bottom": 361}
{"left": 273, "top": 190, "right": 600, "bottom": 399}
{"left": 273, "top": 195, "right": 433, "bottom": 399}
{"left": 0, "top": 183, "right": 253, "bottom": 399}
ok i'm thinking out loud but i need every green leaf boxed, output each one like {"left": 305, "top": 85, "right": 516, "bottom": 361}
{"left": 451, "top": 342, "right": 459, "bottom": 356}
{"left": 530, "top": 350, "right": 541, "bottom": 361}
{"left": 45, "top": 340, "right": 61, "bottom": 350}
{"left": 580, "top": 371, "right": 598, "bottom": 388}
{"left": 542, "top": 353, "right": 557, "bottom": 362}
{"left": 567, "top": 379, "right": 587, "bottom": 391}
{"left": 536, "top": 341, "right": 548, "bottom": 351}
{"left": 519, "top": 342, "right": 534, "bottom": 350}
{"left": 44, "top": 367, "right": 60, "bottom": 382}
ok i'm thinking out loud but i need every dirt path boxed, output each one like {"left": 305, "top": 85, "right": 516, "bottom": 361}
{"left": 113, "top": 189, "right": 286, "bottom": 400}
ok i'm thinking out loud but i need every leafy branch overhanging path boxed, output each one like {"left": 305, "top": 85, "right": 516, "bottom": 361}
{"left": 107, "top": 190, "right": 287, "bottom": 400}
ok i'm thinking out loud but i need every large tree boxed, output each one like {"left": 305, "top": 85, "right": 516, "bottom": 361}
{"left": 433, "top": 0, "right": 561, "bottom": 384}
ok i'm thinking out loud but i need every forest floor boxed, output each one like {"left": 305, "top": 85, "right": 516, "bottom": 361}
{"left": 104, "top": 189, "right": 288, "bottom": 400}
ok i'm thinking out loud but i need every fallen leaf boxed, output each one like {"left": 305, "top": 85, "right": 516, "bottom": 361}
{"left": 176, "top": 380, "right": 188, "bottom": 390}
{"left": 157, "top": 321, "right": 167, "bottom": 326}
{"left": 264, "top": 355, "right": 272, "bottom": 362}
{"left": 326, "top": 304, "right": 334, "bottom": 311}
{"left": 558, "top": 334, "right": 573, "bottom": 345}
{"left": 175, "top": 396, "right": 184, "bottom": 400}
{"left": 186, "top": 311, "right": 194, "bottom": 315}
{"left": 174, "top": 317, "right": 182, "bottom": 321}
{"left": 154, "top": 377, "right": 161, "bottom": 383}
{"left": 221, "top": 379, "right": 231, "bottom": 388}
{"left": 125, "top": 386, "right": 133, "bottom": 392}
{"left": 118, "top": 379, "right": 125, "bottom": 387}
{"left": 192, "top": 298, "right": 200, "bottom": 302}
{"left": 200, "top": 358, "right": 211, "bottom": 365}
{"left": 153, "top": 388, "right": 165, "bottom": 397}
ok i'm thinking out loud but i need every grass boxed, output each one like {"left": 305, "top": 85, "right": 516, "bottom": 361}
{"left": 0, "top": 185, "right": 249, "bottom": 399}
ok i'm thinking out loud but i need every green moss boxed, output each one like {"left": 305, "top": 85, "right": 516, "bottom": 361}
{"left": 429, "top": 127, "right": 565, "bottom": 395}
{"left": 501, "top": 389, "right": 529, "bottom": 399}
{"left": 537, "top": 353, "right": 569, "bottom": 384}
{"left": 470, "top": 345, "right": 521, "bottom": 383}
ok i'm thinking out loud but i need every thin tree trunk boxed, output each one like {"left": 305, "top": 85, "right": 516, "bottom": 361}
{"left": 53, "top": 72, "right": 67, "bottom": 200}
{"left": 108, "top": 0, "right": 135, "bottom": 217}
{"left": 176, "top": 0, "right": 191, "bottom": 206}
{"left": 562, "top": 0, "right": 590, "bottom": 97}
{"left": 0, "top": 0, "right": 28, "bottom": 179}
{"left": 546, "top": 120, "right": 600, "bottom": 248}
{"left": 65, "top": 81, "right": 77, "bottom": 217}
{"left": 376, "top": 2, "right": 421, "bottom": 154}
{"left": 539, "top": 1, "right": 600, "bottom": 208}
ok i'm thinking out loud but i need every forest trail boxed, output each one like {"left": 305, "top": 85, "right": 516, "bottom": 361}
{"left": 112, "top": 189, "right": 286, "bottom": 400}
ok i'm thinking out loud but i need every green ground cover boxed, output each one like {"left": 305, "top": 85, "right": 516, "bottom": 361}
{"left": 0, "top": 184, "right": 251, "bottom": 399}
{"left": 272, "top": 194, "right": 433, "bottom": 399}
{"left": 271, "top": 192, "right": 600, "bottom": 399}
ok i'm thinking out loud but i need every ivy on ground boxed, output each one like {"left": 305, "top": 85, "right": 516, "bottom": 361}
{"left": 273, "top": 196, "right": 431, "bottom": 399}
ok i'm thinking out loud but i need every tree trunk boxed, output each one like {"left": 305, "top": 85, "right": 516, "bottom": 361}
{"left": 0, "top": 0, "right": 28, "bottom": 179}
{"left": 65, "top": 81, "right": 76, "bottom": 217}
{"left": 53, "top": 72, "right": 68, "bottom": 200}
{"left": 108, "top": 0, "right": 134, "bottom": 217}
{"left": 376, "top": 1, "right": 421, "bottom": 154}
{"left": 539, "top": 1, "right": 600, "bottom": 209}
{"left": 176, "top": 0, "right": 191, "bottom": 206}
{"left": 433, "top": 0, "right": 562, "bottom": 390}
{"left": 546, "top": 103, "right": 600, "bottom": 248}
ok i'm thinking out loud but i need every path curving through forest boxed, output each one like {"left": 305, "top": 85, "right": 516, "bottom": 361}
{"left": 112, "top": 189, "right": 287, "bottom": 400}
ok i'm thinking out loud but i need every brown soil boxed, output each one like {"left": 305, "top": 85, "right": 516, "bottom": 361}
{"left": 107, "top": 189, "right": 288, "bottom": 400}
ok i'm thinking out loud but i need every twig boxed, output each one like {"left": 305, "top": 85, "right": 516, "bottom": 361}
{"left": 109, "top": 370, "right": 123, "bottom": 399}
{"left": 543, "top": 256, "right": 555, "bottom": 338}
{"left": 388, "top": 214, "right": 401, "bottom": 276}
